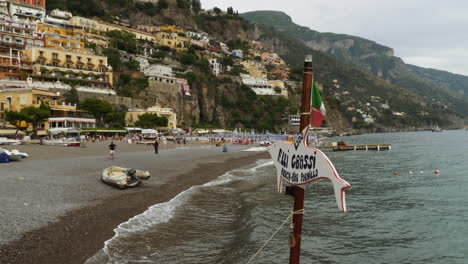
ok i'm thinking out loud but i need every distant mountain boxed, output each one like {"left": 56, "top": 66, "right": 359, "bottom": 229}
{"left": 241, "top": 10, "right": 468, "bottom": 119}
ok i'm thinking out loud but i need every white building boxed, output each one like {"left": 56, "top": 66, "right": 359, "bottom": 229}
{"left": 49, "top": 9, "right": 72, "bottom": 20}
{"left": 208, "top": 58, "right": 222, "bottom": 76}
{"left": 143, "top": 64, "right": 174, "bottom": 78}
{"left": 241, "top": 74, "right": 276, "bottom": 95}
{"left": 6, "top": 0, "right": 46, "bottom": 19}
{"left": 288, "top": 114, "right": 300, "bottom": 126}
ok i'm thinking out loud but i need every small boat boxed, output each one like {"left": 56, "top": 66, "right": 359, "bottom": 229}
{"left": 0, "top": 137, "right": 22, "bottom": 146}
{"left": 43, "top": 138, "right": 81, "bottom": 147}
{"left": 233, "top": 139, "right": 250, "bottom": 145}
{"left": 0, "top": 148, "right": 22, "bottom": 161}
{"left": 10, "top": 149, "right": 28, "bottom": 158}
{"left": 259, "top": 140, "right": 272, "bottom": 147}
{"left": 102, "top": 166, "right": 151, "bottom": 189}
{"left": 432, "top": 125, "right": 443, "bottom": 132}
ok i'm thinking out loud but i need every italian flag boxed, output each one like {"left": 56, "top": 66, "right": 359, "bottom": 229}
{"left": 311, "top": 81, "right": 326, "bottom": 127}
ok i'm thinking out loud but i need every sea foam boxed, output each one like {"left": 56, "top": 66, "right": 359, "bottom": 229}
{"left": 100, "top": 159, "right": 275, "bottom": 260}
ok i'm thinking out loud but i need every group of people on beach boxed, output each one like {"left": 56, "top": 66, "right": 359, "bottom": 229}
{"left": 108, "top": 140, "right": 160, "bottom": 158}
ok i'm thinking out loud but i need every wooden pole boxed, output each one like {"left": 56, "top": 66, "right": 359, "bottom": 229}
{"left": 289, "top": 55, "right": 313, "bottom": 264}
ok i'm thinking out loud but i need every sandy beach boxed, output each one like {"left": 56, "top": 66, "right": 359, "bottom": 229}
{"left": 0, "top": 141, "right": 269, "bottom": 264}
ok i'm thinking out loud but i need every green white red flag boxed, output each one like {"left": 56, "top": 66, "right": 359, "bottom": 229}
{"left": 311, "top": 81, "right": 326, "bottom": 127}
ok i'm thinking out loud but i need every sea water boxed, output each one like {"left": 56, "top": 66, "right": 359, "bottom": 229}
{"left": 86, "top": 130, "right": 468, "bottom": 264}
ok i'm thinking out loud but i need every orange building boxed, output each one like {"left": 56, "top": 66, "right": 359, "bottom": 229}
{"left": 11, "top": 0, "right": 45, "bottom": 7}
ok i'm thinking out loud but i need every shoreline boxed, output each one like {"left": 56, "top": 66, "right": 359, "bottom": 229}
{"left": 0, "top": 142, "right": 269, "bottom": 264}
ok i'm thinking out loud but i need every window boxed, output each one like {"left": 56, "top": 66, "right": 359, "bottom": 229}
{"left": 21, "top": 95, "right": 27, "bottom": 105}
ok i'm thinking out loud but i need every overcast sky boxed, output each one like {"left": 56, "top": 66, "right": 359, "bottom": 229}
{"left": 201, "top": 0, "right": 468, "bottom": 76}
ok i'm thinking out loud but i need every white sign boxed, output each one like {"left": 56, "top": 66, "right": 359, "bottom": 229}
{"left": 268, "top": 126, "right": 351, "bottom": 212}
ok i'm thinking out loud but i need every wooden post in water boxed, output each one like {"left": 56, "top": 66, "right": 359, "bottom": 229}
{"left": 289, "top": 55, "right": 313, "bottom": 264}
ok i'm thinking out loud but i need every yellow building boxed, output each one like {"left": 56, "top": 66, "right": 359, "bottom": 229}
{"left": 0, "top": 99, "right": 7, "bottom": 122}
{"left": 0, "top": 83, "right": 59, "bottom": 112}
{"left": 160, "top": 25, "right": 185, "bottom": 34}
{"left": 85, "top": 33, "right": 108, "bottom": 47}
{"left": 240, "top": 60, "right": 267, "bottom": 79}
{"left": 126, "top": 106, "right": 177, "bottom": 130}
{"left": 36, "top": 20, "right": 89, "bottom": 54}
{"left": 69, "top": 16, "right": 156, "bottom": 42}
{"left": 268, "top": 80, "right": 288, "bottom": 97}
{"left": 23, "top": 46, "right": 113, "bottom": 89}
{"left": 0, "top": 83, "right": 96, "bottom": 132}
{"left": 155, "top": 32, "right": 189, "bottom": 51}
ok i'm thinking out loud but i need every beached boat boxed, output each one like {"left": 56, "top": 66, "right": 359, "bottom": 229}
{"left": 43, "top": 138, "right": 81, "bottom": 147}
{"left": 233, "top": 139, "right": 250, "bottom": 145}
{"left": 10, "top": 149, "right": 28, "bottom": 158}
{"left": 259, "top": 140, "right": 272, "bottom": 147}
{"left": 0, "top": 148, "right": 23, "bottom": 161}
{"left": 0, "top": 137, "right": 22, "bottom": 146}
{"left": 101, "top": 166, "right": 151, "bottom": 189}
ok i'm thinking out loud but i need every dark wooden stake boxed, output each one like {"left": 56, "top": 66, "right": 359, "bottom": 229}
{"left": 289, "top": 55, "right": 313, "bottom": 264}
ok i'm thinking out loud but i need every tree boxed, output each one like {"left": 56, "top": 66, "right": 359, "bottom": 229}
{"left": 5, "top": 111, "right": 28, "bottom": 136}
{"left": 135, "top": 113, "right": 168, "bottom": 128}
{"left": 63, "top": 86, "right": 80, "bottom": 105}
{"left": 180, "top": 53, "right": 197, "bottom": 65}
{"left": 80, "top": 98, "right": 113, "bottom": 126}
{"left": 191, "top": 0, "right": 201, "bottom": 13}
{"left": 20, "top": 106, "right": 51, "bottom": 138}
{"left": 274, "top": 86, "right": 282, "bottom": 94}
{"left": 104, "top": 48, "right": 122, "bottom": 70}
{"left": 213, "top": 7, "right": 222, "bottom": 15}
{"left": 104, "top": 111, "right": 126, "bottom": 128}
{"left": 176, "top": 0, "right": 188, "bottom": 9}
{"left": 106, "top": 30, "right": 137, "bottom": 53}
{"left": 227, "top": 7, "right": 233, "bottom": 15}
{"left": 125, "top": 59, "right": 140, "bottom": 71}
{"left": 158, "top": 0, "right": 169, "bottom": 9}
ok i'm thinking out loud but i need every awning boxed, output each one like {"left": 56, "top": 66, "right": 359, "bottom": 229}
{"left": 0, "top": 129, "right": 25, "bottom": 136}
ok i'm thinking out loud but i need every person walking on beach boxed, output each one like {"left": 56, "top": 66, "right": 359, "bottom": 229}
{"left": 109, "top": 141, "right": 116, "bottom": 159}
{"left": 154, "top": 140, "right": 159, "bottom": 154}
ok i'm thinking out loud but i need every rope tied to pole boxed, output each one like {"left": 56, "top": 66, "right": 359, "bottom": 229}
{"left": 246, "top": 208, "right": 305, "bottom": 264}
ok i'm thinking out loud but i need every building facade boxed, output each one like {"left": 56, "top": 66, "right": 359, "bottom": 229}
{"left": 69, "top": 16, "right": 156, "bottom": 42}
{"left": 36, "top": 17, "right": 88, "bottom": 54}
{"left": 5, "top": 0, "right": 46, "bottom": 19}
{"left": 23, "top": 46, "right": 113, "bottom": 89}
{"left": 0, "top": 81, "right": 96, "bottom": 132}
{"left": 155, "top": 31, "right": 188, "bottom": 51}
{"left": 126, "top": 106, "right": 177, "bottom": 130}
{"left": 0, "top": 14, "right": 44, "bottom": 80}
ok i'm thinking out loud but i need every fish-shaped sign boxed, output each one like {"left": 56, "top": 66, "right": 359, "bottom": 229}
{"left": 268, "top": 126, "right": 351, "bottom": 212}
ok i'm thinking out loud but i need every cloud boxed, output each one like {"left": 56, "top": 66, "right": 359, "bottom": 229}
{"left": 201, "top": 0, "right": 468, "bottom": 76}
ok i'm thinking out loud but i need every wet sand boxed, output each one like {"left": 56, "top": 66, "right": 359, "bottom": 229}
{"left": 0, "top": 141, "right": 269, "bottom": 264}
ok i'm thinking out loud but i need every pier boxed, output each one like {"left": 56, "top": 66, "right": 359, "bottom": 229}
{"left": 330, "top": 144, "right": 391, "bottom": 152}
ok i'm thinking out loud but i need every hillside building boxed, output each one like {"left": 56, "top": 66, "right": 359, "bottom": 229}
{"left": 0, "top": 81, "right": 96, "bottom": 132}
{"left": 126, "top": 106, "right": 177, "bottom": 130}
{"left": 36, "top": 17, "right": 89, "bottom": 54}
{"left": 240, "top": 60, "right": 267, "bottom": 79}
{"left": 23, "top": 46, "right": 114, "bottom": 89}
{"left": 208, "top": 58, "right": 222, "bottom": 76}
{"left": 2, "top": 0, "right": 46, "bottom": 20}
{"left": 231, "top": 49, "right": 243, "bottom": 58}
{"left": 68, "top": 16, "right": 156, "bottom": 42}
{"left": 155, "top": 31, "right": 189, "bottom": 51}
{"left": 0, "top": 14, "right": 45, "bottom": 80}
